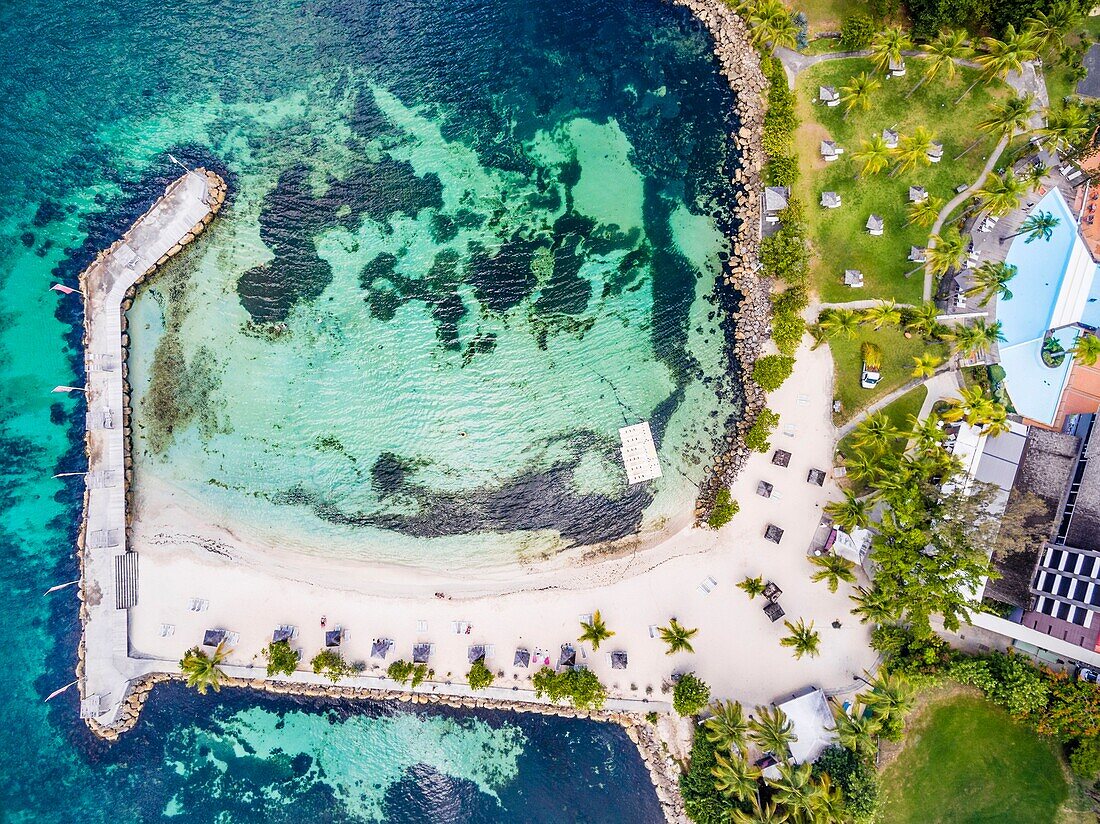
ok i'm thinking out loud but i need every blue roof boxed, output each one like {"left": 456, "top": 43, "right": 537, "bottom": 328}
{"left": 998, "top": 188, "right": 1095, "bottom": 424}
{"left": 999, "top": 189, "right": 1079, "bottom": 346}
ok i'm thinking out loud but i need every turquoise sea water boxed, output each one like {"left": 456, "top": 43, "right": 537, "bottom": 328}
{"left": 0, "top": 0, "right": 736, "bottom": 818}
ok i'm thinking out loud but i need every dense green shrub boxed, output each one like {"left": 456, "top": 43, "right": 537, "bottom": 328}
{"left": 744, "top": 408, "right": 780, "bottom": 453}
{"left": 680, "top": 732, "right": 744, "bottom": 823}
{"left": 310, "top": 649, "right": 352, "bottom": 683}
{"left": 761, "top": 56, "right": 797, "bottom": 157}
{"left": 387, "top": 659, "right": 414, "bottom": 682}
{"left": 532, "top": 666, "right": 607, "bottom": 710}
{"left": 467, "top": 659, "right": 495, "bottom": 691}
{"left": 262, "top": 639, "right": 301, "bottom": 677}
{"left": 764, "top": 152, "right": 799, "bottom": 188}
{"left": 672, "top": 673, "right": 711, "bottom": 716}
{"left": 1069, "top": 737, "right": 1100, "bottom": 778}
{"left": 760, "top": 226, "right": 809, "bottom": 287}
{"left": 707, "top": 488, "right": 740, "bottom": 529}
{"left": 839, "top": 14, "right": 875, "bottom": 50}
{"left": 753, "top": 355, "right": 795, "bottom": 392}
{"left": 771, "top": 289, "right": 807, "bottom": 356}
{"left": 812, "top": 745, "right": 879, "bottom": 824}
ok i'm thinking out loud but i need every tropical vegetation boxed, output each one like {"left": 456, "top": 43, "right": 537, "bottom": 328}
{"left": 180, "top": 642, "right": 230, "bottom": 694}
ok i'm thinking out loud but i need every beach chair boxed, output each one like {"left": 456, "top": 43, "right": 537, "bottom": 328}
{"left": 698, "top": 576, "right": 718, "bottom": 595}
{"left": 158, "top": 623, "right": 175, "bottom": 637}
{"left": 648, "top": 625, "right": 659, "bottom": 638}
{"left": 417, "top": 620, "right": 428, "bottom": 633}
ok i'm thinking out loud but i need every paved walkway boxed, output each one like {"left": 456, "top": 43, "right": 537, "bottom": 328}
{"left": 836, "top": 368, "right": 957, "bottom": 438}
{"left": 80, "top": 171, "right": 217, "bottom": 728}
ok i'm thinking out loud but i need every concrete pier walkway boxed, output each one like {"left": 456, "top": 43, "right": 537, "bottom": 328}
{"left": 78, "top": 169, "right": 225, "bottom": 730}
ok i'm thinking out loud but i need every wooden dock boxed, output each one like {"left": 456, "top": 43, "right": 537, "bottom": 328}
{"left": 77, "top": 168, "right": 226, "bottom": 732}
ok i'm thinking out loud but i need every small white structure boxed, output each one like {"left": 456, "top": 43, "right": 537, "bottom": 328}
{"left": 764, "top": 186, "right": 790, "bottom": 224}
{"left": 888, "top": 56, "right": 906, "bottom": 77}
{"left": 776, "top": 689, "right": 838, "bottom": 765}
{"left": 833, "top": 526, "right": 873, "bottom": 565}
{"left": 819, "top": 86, "right": 840, "bottom": 106}
{"left": 928, "top": 142, "right": 944, "bottom": 163}
{"left": 909, "top": 246, "right": 928, "bottom": 263}
{"left": 821, "top": 191, "right": 842, "bottom": 209}
{"left": 821, "top": 140, "right": 843, "bottom": 162}
{"left": 866, "top": 214, "right": 884, "bottom": 236}
{"left": 882, "top": 128, "right": 899, "bottom": 149}
{"left": 844, "top": 269, "right": 864, "bottom": 288}
{"left": 909, "top": 185, "right": 928, "bottom": 203}
{"left": 619, "top": 421, "right": 662, "bottom": 484}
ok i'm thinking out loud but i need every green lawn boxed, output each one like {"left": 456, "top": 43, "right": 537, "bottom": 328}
{"left": 826, "top": 326, "right": 944, "bottom": 424}
{"left": 796, "top": 0, "right": 898, "bottom": 33}
{"left": 881, "top": 694, "right": 1069, "bottom": 824}
{"left": 794, "top": 59, "right": 1009, "bottom": 304}
{"left": 838, "top": 383, "right": 926, "bottom": 456}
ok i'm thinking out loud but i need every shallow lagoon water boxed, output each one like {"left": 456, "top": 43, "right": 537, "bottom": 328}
{"left": 0, "top": 0, "right": 735, "bottom": 818}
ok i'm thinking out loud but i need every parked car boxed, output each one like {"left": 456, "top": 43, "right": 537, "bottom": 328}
{"left": 1078, "top": 667, "right": 1100, "bottom": 684}
{"left": 860, "top": 341, "right": 882, "bottom": 390}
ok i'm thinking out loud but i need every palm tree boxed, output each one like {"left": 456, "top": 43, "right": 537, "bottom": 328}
{"left": 960, "top": 25, "right": 1039, "bottom": 103}
{"left": 811, "top": 773, "right": 848, "bottom": 824}
{"left": 1041, "top": 104, "right": 1090, "bottom": 152}
{"left": 780, "top": 618, "right": 821, "bottom": 659}
{"left": 911, "top": 351, "right": 943, "bottom": 378}
{"left": 908, "top": 28, "right": 971, "bottom": 98}
{"left": 840, "top": 71, "right": 881, "bottom": 120}
{"left": 950, "top": 319, "right": 1005, "bottom": 359}
{"left": 908, "top": 413, "right": 947, "bottom": 452}
{"left": 1023, "top": 162, "right": 1050, "bottom": 192}
{"left": 578, "top": 610, "right": 614, "bottom": 650}
{"left": 1001, "top": 210, "right": 1060, "bottom": 244}
{"left": 891, "top": 126, "right": 936, "bottom": 177}
{"left": 818, "top": 308, "right": 860, "bottom": 339}
{"left": 983, "top": 403, "right": 1012, "bottom": 437}
{"left": 751, "top": 705, "right": 797, "bottom": 757}
{"left": 926, "top": 227, "right": 968, "bottom": 277}
{"left": 974, "top": 169, "right": 1028, "bottom": 217}
{"left": 810, "top": 553, "right": 857, "bottom": 592}
{"left": 904, "top": 302, "right": 942, "bottom": 337}
{"left": 1026, "top": 1, "right": 1084, "bottom": 55}
{"left": 957, "top": 94, "right": 1033, "bottom": 158}
{"left": 870, "top": 26, "right": 912, "bottom": 74}
{"left": 731, "top": 798, "right": 790, "bottom": 824}
{"left": 853, "top": 411, "right": 901, "bottom": 451}
{"left": 712, "top": 751, "right": 762, "bottom": 801}
{"left": 767, "top": 761, "right": 818, "bottom": 818}
{"left": 904, "top": 195, "right": 944, "bottom": 229}
{"left": 965, "top": 261, "right": 1017, "bottom": 306}
{"left": 832, "top": 702, "right": 882, "bottom": 757}
{"left": 658, "top": 618, "right": 698, "bottom": 655}
{"left": 861, "top": 670, "right": 916, "bottom": 730}
{"left": 745, "top": 0, "right": 799, "bottom": 53}
{"left": 1072, "top": 332, "right": 1100, "bottom": 366}
{"left": 942, "top": 384, "right": 996, "bottom": 424}
{"left": 705, "top": 700, "right": 751, "bottom": 755}
{"left": 853, "top": 134, "right": 892, "bottom": 177}
{"left": 843, "top": 449, "right": 883, "bottom": 485}
{"left": 738, "top": 575, "right": 767, "bottom": 599}
{"left": 850, "top": 585, "right": 899, "bottom": 624}
{"left": 180, "top": 642, "right": 230, "bottom": 694}
{"left": 862, "top": 299, "right": 902, "bottom": 330}
{"left": 824, "top": 492, "right": 871, "bottom": 531}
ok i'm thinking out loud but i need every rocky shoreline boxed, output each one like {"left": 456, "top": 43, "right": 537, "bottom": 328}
{"left": 672, "top": 0, "right": 773, "bottom": 525}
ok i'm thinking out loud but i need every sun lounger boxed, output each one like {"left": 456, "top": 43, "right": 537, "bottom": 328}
{"left": 698, "top": 575, "right": 718, "bottom": 595}
{"left": 159, "top": 623, "right": 175, "bottom": 637}
{"left": 417, "top": 620, "right": 428, "bottom": 633}
{"left": 648, "top": 625, "right": 660, "bottom": 638}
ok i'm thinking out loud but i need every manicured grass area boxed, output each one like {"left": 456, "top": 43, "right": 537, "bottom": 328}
{"left": 837, "top": 383, "right": 926, "bottom": 456}
{"left": 796, "top": 0, "right": 889, "bottom": 33}
{"left": 793, "top": 58, "right": 1009, "bottom": 304}
{"left": 880, "top": 694, "right": 1069, "bottom": 824}
{"left": 800, "top": 36, "right": 842, "bottom": 55}
{"left": 826, "top": 326, "right": 944, "bottom": 424}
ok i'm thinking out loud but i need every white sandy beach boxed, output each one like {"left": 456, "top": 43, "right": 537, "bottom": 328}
{"left": 128, "top": 341, "right": 876, "bottom": 706}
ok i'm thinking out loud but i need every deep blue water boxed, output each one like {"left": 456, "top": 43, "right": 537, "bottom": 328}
{"left": 0, "top": 0, "right": 736, "bottom": 819}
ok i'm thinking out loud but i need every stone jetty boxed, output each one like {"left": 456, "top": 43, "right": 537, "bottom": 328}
{"left": 76, "top": 168, "right": 227, "bottom": 734}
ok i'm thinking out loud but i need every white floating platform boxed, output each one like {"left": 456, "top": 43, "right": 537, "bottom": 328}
{"left": 619, "top": 421, "right": 662, "bottom": 484}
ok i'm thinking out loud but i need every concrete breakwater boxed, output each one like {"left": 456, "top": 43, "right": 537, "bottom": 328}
{"left": 670, "top": 0, "right": 772, "bottom": 523}
{"left": 75, "top": 168, "right": 226, "bottom": 737}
